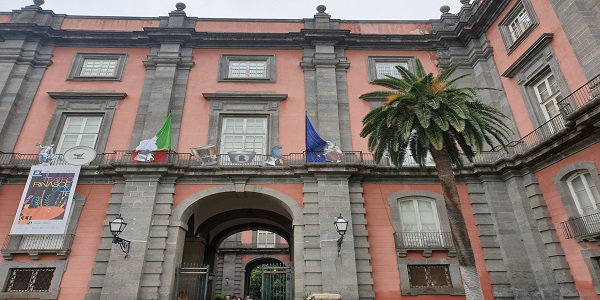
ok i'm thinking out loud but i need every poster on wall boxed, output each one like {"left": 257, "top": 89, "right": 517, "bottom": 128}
{"left": 10, "top": 165, "right": 81, "bottom": 235}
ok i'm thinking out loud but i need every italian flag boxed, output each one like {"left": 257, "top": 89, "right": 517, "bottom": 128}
{"left": 133, "top": 113, "right": 172, "bottom": 162}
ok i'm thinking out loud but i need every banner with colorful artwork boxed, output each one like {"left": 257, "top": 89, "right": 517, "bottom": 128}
{"left": 10, "top": 165, "right": 81, "bottom": 235}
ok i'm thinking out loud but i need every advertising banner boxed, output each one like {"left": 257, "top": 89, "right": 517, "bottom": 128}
{"left": 10, "top": 165, "right": 81, "bottom": 235}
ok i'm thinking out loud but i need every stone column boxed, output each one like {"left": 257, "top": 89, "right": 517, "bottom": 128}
{"left": 301, "top": 5, "right": 352, "bottom": 151}
{"left": 302, "top": 174, "right": 360, "bottom": 299}
{"left": 131, "top": 4, "right": 194, "bottom": 150}
{"left": 550, "top": 0, "right": 600, "bottom": 79}
{"left": 0, "top": 2, "right": 59, "bottom": 151}
{"left": 100, "top": 174, "right": 166, "bottom": 300}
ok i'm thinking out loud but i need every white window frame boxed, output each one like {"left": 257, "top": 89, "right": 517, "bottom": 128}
{"left": 398, "top": 198, "right": 444, "bottom": 248}
{"left": 507, "top": 8, "right": 532, "bottom": 44}
{"left": 532, "top": 71, "right": 564, "bottom": 132}
{"left": 55, "top": 116, "right": 103, "bottom": 154}
{"left": 567, "top": 171, "right": 600, "bottom": 216}
{"left": 79, "top": 59, "right": 119, "bottom": 78}
{"left": 398, "top": 198, "right": 441, "bottom": 233}
{"left": 375, "top": 62, "right": 408, "bottom": 80}
{"left": 257, "top": 230, "right": 276, "bottom": 248}
{"left": 366, "top": 56, "right": 415, "bottom": 83}
{"left": 220, "top": 117, "right": 267, "bottom": 155}
{"left": 67, "top": 53, "right": 127, "bottom": 81}
{"left": 498, "top": 0, "right": 539, "bottom": 53}
{"left": 218, "top": 55, "right": 276, "bottom": 82}
{"left": 228, "top": 61, "right": 267, "bottom": 79}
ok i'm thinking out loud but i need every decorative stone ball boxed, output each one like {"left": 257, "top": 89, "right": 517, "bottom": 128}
{"left": 33, "top": 0, "right": 45, "bottom": 6}
{"left": 316, "top": 5, "right": 326, "bottom": 13}
{"left": 175, "top": 2, "right": 186, "bottom": 11}
{"left": 460, "top": 0, "right": 470, "bottom": 5}
{"left": 440, "top": 5, "right": 451, "bottom": 14}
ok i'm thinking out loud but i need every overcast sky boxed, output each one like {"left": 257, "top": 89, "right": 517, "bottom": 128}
{"left": 0, "top": 0, "right": 461, "bottom": 20}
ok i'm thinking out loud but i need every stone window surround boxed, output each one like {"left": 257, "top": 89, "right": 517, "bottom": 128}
{"left": 366, "top": 56, "right": 416, "bottom": 83}
{"left": 388, "top": 190, "right": 465, "bottom": 295}
{"left": 203, "top": 92, "right": 287, "bottom": 154}
{"left": 501, "top": 34, "right": 571, "bottom": 129}
{"left": 498, "top": 0, "right": 539, "bottom": 54}
{"left": 67, "top": 53, "right": 128, "bottom": 81}
{"left": 2, "top": 193, "right": 87, "bottom": 261}
{"left": 399, "top": 258, "right": 464, "bottom": 296}
{"left": 251, "top": 230, "right": 284, "bottom": 247}
{"left": 45, "top": 91, "right": 127, "bottom": 154}
{"left": 581, "top": 249, "right": 600, "bottom": 295}
{"left": 387, "top": 190, "right": 463, "bottom": 295}
{"left": 0, "top": 260, "right": 66, "bottom": 300}
{"left": 553, "top": 162, "right": 600, "bottom": 218}
{"left": 218, "top": 54, "right": 276, "bottom": 83}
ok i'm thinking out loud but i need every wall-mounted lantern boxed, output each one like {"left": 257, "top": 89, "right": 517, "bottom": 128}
{"left": 109, "top": 215, "right": 131, "bottom": 257}
{"left": 334, "top": 213, "right": 348, "bottom": 253}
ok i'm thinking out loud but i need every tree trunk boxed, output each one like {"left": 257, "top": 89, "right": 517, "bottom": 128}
{"left": 430, "top": 148, "right": 484, "bottom": 300}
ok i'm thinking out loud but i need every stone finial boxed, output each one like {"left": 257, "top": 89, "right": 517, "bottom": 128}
{"left": 316, "top": 5, "right": 326, "bottom": 13}
{"left": 175, "top": 2, "right": 186, "bottom": 11}
{"left": 33, "top": 0, "right": 45, "bottom": 6}
{"left": 440, "top": 5, "right": 451, "bottom": 14}
{"left": 460, "top": 0, "right": 470, "bottom": 5}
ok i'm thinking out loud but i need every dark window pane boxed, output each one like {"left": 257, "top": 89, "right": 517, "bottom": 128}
{"left": 32, "top": 269, "right": 54, "bottom": 291}
{"left": 407, "top": 265, "right": 452, "bottom": 288}
{"left": 5, "top": 268, "right": 54, "bottom": 292}
{"left": 407, "top": 266, "right": 428, "bottom": 288}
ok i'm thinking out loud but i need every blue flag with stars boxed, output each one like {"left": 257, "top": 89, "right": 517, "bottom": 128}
{"left": 305, "top": 115, "right": 327, "bottom": 162}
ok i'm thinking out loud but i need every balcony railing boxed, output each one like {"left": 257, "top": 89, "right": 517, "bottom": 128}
{"left": 560, "top": 212, "right": 600, "bottom": 240}
{"left": 1, "top": 74, "right": 598, "bottom": 171}
{"left": 394, "top": 232, "right": 454, "bottom": 249}
{"left": 1, "top": 234, "right": 74, "bottom": 260}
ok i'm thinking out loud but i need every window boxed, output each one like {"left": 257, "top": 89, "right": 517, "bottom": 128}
{"left": 55, "top": 116, "right": 102, "bottom": 154}
{"left": 5, "top": 268, "right": 54, "bottom": 292}
{"left": 257, "top": 230, "right": 276, "bottom": 248}
{"left": 0, "top": 261, "right": 66, "bottom": 299}
{"left": 407, "top": 265, "right": 452, "bottom": 288}
{"left": 507, "top": 8, "right": 532, "bottom": 44}
{"left": 532, "top": 71, "right": 564, "bottom": 131}
{"left": 220, "top": 117, "right": 267, "bottom": 155}
{"left": 229, "top": 61, "right": 267, "bottom": 79}
{"left": 219, "top": 55, "right": 276, "bottom": 82}
{"left": 366, "top": 56, "right": 415, "bottom": 82}
{"left": 399, "top": 199, "right": 440, "bottom": 232}
{"left": 567, "top": 171, "right": 600, "bottom": 216}
{"left": 67, "top": 53, "right": 127, "bottom": 81}
{"left": 498, "top": 0, "right": 539, "bottom": 52}
{"left": 375, "top": 62, "right": 407, "bottom": 79}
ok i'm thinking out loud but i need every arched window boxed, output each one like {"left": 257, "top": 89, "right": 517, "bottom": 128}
{"left": 399, "top": 198, "right": 440, "bottom": 232}
{"left": 567, "top": 171, "right": 600, "bottom": 216}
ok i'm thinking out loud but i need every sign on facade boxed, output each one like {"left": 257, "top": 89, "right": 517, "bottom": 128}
{"left": 10, "top": 165, "right": 81, "bottom": 235}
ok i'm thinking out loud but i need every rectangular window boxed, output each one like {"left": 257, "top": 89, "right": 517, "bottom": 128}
{"left": 220, "top": 117, "right": 267, "bottom": 155}
{"left": 228, "top": 61, "right": 267, "bottom": 79}
{"left": 257, "top": 230, "right": 276, "bottom": 248}
{"left": 375, "top": 62, "right": 407, "bottom": 79}
{"left": 5, "top": 268, "right": 54, "bottom": 292}
{"left": 219, "top": 55, "right": 276, "bottom": 82}
{"left": 498, "top": 0, "right": 539, "bottom": 52}
{"left": 532, "top": 72, "right": 564, "bottom": 131}
{"left": 407, "top": 265, "right": 452, "bottom": 288}
{"left": 56, "top": 116, "right": 103, "bottom": 154}
{"left": 68, "top": 53, "right": 127, "bottom": 81}
{"left": 508, "top": 8, "right": 532, "bottom": 44}
{"left": 80, "top": 59, "right": 118, "bottom": 77}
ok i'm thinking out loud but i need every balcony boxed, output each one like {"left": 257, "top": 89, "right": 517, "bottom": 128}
{"left": 394, "top": 232, "right": 455, "bottom": 257}
{"left": 560, "top": 212, "right": 600, "bottom": 245}
{"left": 1, "top": 234, "right": 74, "bottom": 260}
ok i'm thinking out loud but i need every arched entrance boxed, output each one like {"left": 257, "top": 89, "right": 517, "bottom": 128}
{"left": 167, "top": 186, "right": 304, "bottom": 300}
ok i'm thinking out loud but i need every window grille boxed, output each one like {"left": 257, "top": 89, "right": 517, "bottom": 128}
{"left": 407, "top": 265, "right": 452, "bottom": 288}
{"left": 80, "top": 59, "right": 118, "bottom": 77}
{"left": 5, "top": 268, "right": 54, "bottom": 292}
{"left": 228, "top": 61, "right": 267, "bottom": 78}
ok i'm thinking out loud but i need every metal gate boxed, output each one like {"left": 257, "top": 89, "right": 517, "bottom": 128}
{"left": 173, "top": 263, "right": 209, "bottom": 300}
{"left": 261, "top": 263, "right": 292, "bottom": 300}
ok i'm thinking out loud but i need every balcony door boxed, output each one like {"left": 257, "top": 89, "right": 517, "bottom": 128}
{"left": 399, "top": 198, "right": 442, "bottom": 247}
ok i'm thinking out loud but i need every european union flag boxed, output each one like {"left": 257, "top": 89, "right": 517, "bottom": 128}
{"left": 306, "top": 116, "right": 327, "bottom": 162}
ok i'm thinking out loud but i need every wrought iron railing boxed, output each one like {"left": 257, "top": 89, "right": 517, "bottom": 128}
{"left": 1, "top": 74, "right": 598, "bottom": 171}
{"left": 394, "top": 232, "right": 454, "bottom": 249}
{"left": 560, "top": 212, "right": 600, "bottom": 239}
{"left": 557, "top": 73, "right": 600, "bottom": 116}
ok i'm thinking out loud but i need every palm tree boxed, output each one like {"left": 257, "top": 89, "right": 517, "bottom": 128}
{"left": 360, "top": 59, "right": 511, "bottom": 299}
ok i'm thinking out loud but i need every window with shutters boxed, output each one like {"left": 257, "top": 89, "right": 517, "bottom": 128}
{"left": 532, "top": 71, "right": 564, "bottom": 132}
{"left": 567, "top": 171, "right": 600, "bottom": 216}
{"left": 68, "top": 53, "right": 127, "bottom": 81}
{"left": 56, "top": 116, "right": 103, "bottom": 154}
{"left": 218, "top": 55, "right": 276, "bottom": 82}
{"left": 366, "top": 56, "right": 415, "bottom": 83}
{"left": 257, "top": 230, "right": 276, "bottom": 248}
{"left": 220, "top": 117, "right": 267, "bottom": 155}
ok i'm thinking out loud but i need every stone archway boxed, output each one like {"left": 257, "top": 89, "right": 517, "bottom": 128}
{"left": 164, "top": 185, "right": 304, "bottom": 299}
